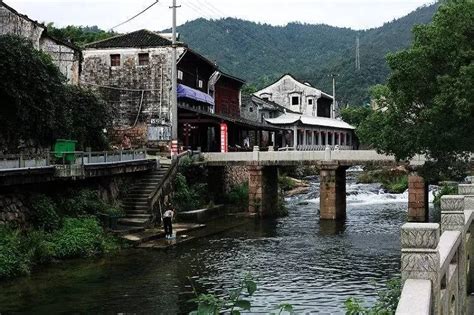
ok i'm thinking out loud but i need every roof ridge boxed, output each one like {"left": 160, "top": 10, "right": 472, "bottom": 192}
{"left": 84, "top": 29, "right": 172, "bottom": 48}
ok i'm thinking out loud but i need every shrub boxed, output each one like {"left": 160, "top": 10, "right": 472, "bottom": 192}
{"left": 173, "top": 173, "right": 200, "bottom": 211}
{"left": 279, "top": 175, "right": 297, "bottom": 192}
{"left": 344, "top": 277, "right": 401, "bottom": 314}
{"left": 30, "top": 194, "right": 61, "bottom": 232}
{"left": 50, "top": 217, "right": 118, "bottom": 259}
{"left": 226, "top": 183, "right": 249, "bottom": 210}
{"left": 384, "top": 176, "right": 408, "bottom": 194}
{"left": 59, "top": 189, "right": 108, "bottom": 216}
{"left": 433, "top": 185, "right": 458, "bottom": 208}
{"left": 0, "top": 227, "right": 31, "bottom": 279}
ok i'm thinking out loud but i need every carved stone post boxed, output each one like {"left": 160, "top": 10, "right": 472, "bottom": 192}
{"left": 401, "top": 222, "right": 441, "bottom": 314}
{"left": 458, "top": 184, "right": 474, "bottom": 294}
{"left": 441, "top": 195, "right": 467, "bottom": 314}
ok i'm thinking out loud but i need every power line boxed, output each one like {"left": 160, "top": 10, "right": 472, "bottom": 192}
{"left": 109, "top": 0, "right": 160, "bottom": 31}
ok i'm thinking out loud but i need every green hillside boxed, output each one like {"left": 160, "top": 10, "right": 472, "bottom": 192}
{"left": 176, "top": 3, "right": 439, "bottom": 105}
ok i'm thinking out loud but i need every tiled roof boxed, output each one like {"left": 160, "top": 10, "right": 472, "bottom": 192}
{"left": 85, "top": 29, "right": 173, "bottom": 49}
{"left": 265, "top": 113, "right": 355, "bottom": 130}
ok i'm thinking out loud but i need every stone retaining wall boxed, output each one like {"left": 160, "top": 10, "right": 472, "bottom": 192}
{"left": 223, "top": 165, "right": 249, "bottom": 193}
{"left": 0, "top": 194, "right": 30, "bottom": 228}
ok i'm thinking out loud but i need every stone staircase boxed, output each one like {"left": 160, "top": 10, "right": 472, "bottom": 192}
{"left": 117, "top": 163, "right": 171, "bottom": 228}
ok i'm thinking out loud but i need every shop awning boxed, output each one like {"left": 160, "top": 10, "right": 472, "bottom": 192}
{"left": 177, "top": 84, "right": 214, "bottom": 106}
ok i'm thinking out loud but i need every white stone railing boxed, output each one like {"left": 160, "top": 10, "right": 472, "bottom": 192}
{"left": 396, "top": 184, "right": 474, "bottom": 315}
{"left": 296, "top": 145, "right": 353, "bottom": 151}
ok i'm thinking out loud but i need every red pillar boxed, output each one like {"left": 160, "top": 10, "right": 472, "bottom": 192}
{"left": 408, "top": 175, "right": 429, "bottom": 222}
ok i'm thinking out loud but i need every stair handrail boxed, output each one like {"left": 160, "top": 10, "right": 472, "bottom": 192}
{"left": 147, "top": 150, "right": 195, "bottom": 215}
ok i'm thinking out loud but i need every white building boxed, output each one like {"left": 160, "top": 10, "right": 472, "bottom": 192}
{"left": 254, "top": 74, "right": 356, "bottom": 150}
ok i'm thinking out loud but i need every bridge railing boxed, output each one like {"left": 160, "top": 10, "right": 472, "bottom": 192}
{"left": 0, "top": 153, "right": 51, "bottom": 170}
{"left": 0, "top": 149, "right": 149, "bottom": 171}
{"left": 396, "top": 184, "right": 474, "bottom": 315}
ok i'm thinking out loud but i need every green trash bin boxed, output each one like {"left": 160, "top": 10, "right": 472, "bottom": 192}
{"left": 53, "top": 139, "right": 77, "bottom": 163}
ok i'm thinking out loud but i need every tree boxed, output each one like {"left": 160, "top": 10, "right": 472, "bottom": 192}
{"left": 63, "top": 86, "right": 110, "bottom": 150}
{"left": 46, "top": 23, "right": 116, "bottom": 46}
{"left": 0, "top": 35, "right": 65, "bottom": 152}
{"left": 340, "top": 106, "right": 373, "bottom": 129}
{"left": 358, "top": 0, "right": 474, "bottom": 181}
{"left": 0, "top": 35, "right": 111, "bottom": 153}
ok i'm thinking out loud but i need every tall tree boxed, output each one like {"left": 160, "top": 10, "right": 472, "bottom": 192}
{"left": 358, "top": 0, "right": 474, "bottom": 181}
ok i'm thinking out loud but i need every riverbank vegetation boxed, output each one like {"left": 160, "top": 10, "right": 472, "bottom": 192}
{"left": 345, "top": 277, "right": 401, "bottom": 315}
{"left": 0, "top": 191, "right": 122, "bottom": 281}
{"left": 357, "top": 169, "right": 408, "bottom": 194}
{"left": 189, "top": 274, "right": 294, "bottom": 315}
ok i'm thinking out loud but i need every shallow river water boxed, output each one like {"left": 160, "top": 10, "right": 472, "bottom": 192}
{"left": 0, "top": 172, "right": 436, "bottom": 314}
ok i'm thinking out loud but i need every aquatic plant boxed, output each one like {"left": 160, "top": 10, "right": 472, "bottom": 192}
{"left": 189, "top": 274, "right": 294, "bottom": 315}
{"left": 344, "top": 277, "right": 401, "bottom": 315}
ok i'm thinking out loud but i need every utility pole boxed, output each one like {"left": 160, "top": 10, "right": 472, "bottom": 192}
{"left": 329, "top": 74, "right": 339, "bottom": 118}
{"left": 170, "top": 0, "right": 180, "bottom": 158}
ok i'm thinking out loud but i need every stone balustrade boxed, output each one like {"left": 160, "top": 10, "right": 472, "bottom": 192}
{"left": 396, "top": 184, "right": 474, "bottom": 315}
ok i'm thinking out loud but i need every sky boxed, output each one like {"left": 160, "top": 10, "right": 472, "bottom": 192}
{"left": 5, "top": 0, "right": 436, "bottom": 32}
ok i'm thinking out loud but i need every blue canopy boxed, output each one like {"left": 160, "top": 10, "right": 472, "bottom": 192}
{"left": 177, "top": 84, "right": 214, "bottom": 106}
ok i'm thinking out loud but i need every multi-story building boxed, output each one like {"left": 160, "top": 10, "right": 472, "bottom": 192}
{"left": 254, "top": 74, "right": 356, "bottom": 150}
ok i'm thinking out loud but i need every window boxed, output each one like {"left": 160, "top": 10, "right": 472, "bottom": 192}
{"left": 198, "top": 80, "right": 203, "bottom": 89}
{"left": 262, "top": 97, "right": 269, "bottom": 102}
{"left": 249, "top": 107, "right": 253, "bottom": 112}
{"left": 291, "top": 96, "right": 300, "bottom": 106}
{"left": 110, "top": 54, "right": 120, "bottom": 67}
{"left": 308, "top": 98, "right": 313, "bottom": 105}
{"left": 138, "top": 53, "right": 149, "bottom": 66}
{"left": 178, "top": 70, "right": 183, "bottom": 80}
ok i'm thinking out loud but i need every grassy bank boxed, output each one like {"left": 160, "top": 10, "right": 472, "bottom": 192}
{"left": 0, "top": 191, "right": 123, "bottom": 281}
{"left": 357, "top": 169, "right": 409, "bottom": 194}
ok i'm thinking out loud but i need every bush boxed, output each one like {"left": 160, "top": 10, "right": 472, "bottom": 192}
{"left": 279, "top": 175, "right": 297, "bottom": 192}
{"left": 59, "top": 189, "right": 108, "bottom": 216}
{"left": 433, "top": 185, "right": 458, "bottom": 208}
{"left": 357, "top": 170, "right": 408, "bottom": 194}
{"left": 345, "top": 277, "right": 401, "bottom": 314}
{"left": 226, "top": 183, "right": 249, "bottom": 210}
{"left": 50, "top": 217, "right": 118, "bottom": 259}
{"left": 173, "top": 173, "right": 200, "bottom": 211}
{"left": 0, "top": 227, "right": 31, "bottom": 279}
{"left": 384, "top": 176, "right": 408, "bottom": 194}
{"left": 30, "top": 195, "right": 61, "bottom": 232}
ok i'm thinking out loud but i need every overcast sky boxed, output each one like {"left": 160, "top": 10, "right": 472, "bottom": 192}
{"left": 6, "top": 0, "right": 435, "bottom": 31}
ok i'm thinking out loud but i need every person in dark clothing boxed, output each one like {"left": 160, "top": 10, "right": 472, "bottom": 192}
{"left": 163, "top": 208, "right": 175, "bottom": 239}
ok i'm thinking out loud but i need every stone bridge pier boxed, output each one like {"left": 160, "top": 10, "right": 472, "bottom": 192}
{"left": 407, "top": 174, "right": 429, "bottom": 222}
{"left": 248, "top": 165, "right": 279, "bottom": 217}
{"left": 319, "top": 163, "right": 348, "bottom": 220}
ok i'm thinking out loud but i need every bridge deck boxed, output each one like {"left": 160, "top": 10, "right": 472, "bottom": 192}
{"left": 203, "top": 150, "right": 426, "bottom": 167}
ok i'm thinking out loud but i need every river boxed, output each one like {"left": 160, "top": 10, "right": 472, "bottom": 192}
{"left": 0, "top": 170, "right": 437, "bottom": 314}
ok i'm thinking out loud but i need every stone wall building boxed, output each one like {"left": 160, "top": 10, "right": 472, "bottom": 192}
{"left": 254, "top": 74, "right": 356, "bottom": 150}
{"left": 0, "top": 1, "right": 81, "bottom": 84}
{"left": 255, "top": 74, "right": 334, "bottom": 118}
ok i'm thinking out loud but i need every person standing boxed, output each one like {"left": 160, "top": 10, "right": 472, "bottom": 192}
{"left": 163, "top": 208, "right": 175, "bottom": 239}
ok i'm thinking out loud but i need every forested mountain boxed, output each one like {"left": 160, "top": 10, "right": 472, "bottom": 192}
{"left": 47, "top": 3, "right": 439, "bottom": 105}
{"left": 176, "top": 3, "right": 439, "bottom": 105}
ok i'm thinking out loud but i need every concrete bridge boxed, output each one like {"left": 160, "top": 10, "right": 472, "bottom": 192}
{"left": 396, "top": 184, "right": 474, "bottom": 315}
{"left": 203, "top": 148, "right": 429, "bottom": 220}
